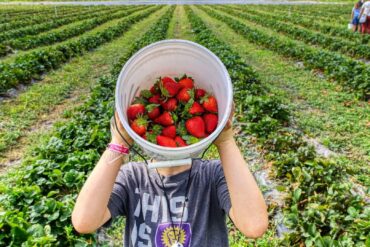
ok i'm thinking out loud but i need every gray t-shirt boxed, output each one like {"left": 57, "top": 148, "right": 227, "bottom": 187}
{"left": 105, "top": 159, "right": 232, "bottom": 247}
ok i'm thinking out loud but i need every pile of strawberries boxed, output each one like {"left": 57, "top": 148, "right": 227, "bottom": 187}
{"left": 126, "top": 75, "right": 218, "bottom": 147}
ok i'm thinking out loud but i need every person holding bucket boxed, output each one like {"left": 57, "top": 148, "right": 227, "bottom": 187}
{"left": 72, "top": 40, "right": 268, "bottom": 246}
{"left": 72, "top": 109, "right": 268, "bottom": 246}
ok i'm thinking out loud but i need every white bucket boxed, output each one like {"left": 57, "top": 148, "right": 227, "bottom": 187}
{"left": 115, "top": 40, "right": 233, "bottom": 167}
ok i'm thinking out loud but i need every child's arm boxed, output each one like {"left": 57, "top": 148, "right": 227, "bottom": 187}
{"left": 72, "top": 113, "right": 132, "bottom": 233}
{"left": 214, "top": 108, "right": 268, "bottom": 239}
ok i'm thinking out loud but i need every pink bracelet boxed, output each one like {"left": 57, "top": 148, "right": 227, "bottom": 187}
{"left": 107, "top": 143, "right": 130, "bottom": 155}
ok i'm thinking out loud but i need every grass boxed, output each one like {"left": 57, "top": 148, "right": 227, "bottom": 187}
{"left": 192, "top": 5, "right": 370, "bottom": 186}
{"left": 0, "top": 6, "right": 168, "bottom": 165}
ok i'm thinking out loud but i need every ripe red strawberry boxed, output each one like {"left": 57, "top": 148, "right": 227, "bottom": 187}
{"left": 161, "top": 98, "right": 177, "bottom": 111}
{"left": 203, "top": 113, "right": 218, "bottom": 133}
{"left": 160, "top": 77, "right": 181, "bottom": 97}
{"left": 149, "top": 94, "right": 161, "bottom": 104}
{"left": 179, "top": 77, "right": 194, "bottom": 89}
{"left": 202, "top": 95, "right": 218, "bottom": 113}
{"left": 161, "top": 125, "right": 176, "bottom": 139}
{"left": 189, "top": 101, "right": 204, "bottom": 115}
{"left": 185, "top": 116, "right": 206, "bottom": 138}
{"left": 155, "top": 112, "right": 174, "bottom": 126}
{"left": 127, "top": 103, "right": 145, "bottom": 120}
{"left": 157, "top": 135, "right": 177, "bottom": 147}
{"left": 195, "top": 88, "right": 206, "bottom": 100}
{"left": 150, "top": 84, "right": 159, "bottom": 94}
{"left": 130, "top": 117, "right": 148, "bottom": 136}
{"left": 146, "top": 104, "right": 160, "bottom": 120}
{"left": 175, "top": 136, "right": 188, "bottom": 147}
{"left": 176, "top": 88, "right": 193, "bottom": 103}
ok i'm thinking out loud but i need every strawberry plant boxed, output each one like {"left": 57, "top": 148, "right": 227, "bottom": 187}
{"left": 0, "top": 6, "right": 174, "bottom": 246}
{"left": 0, "top": 6, "right": 124, "bottom": 43}
{"left": 217, "top": 6, "right": 370, "bottom": 60}
{"left": 3, "top": 6, "right": 147, "bottom": 54}
{"left": 187, "top": 6, "right": 369, "bottom": 246}
{"left": 199, "top": 6, "right": 370, "bottom": 99}
{"left": 0, "top": 6, "right": 160, "bottom": 93}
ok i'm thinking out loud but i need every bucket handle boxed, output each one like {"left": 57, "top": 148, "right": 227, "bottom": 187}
{"left": 147, "top": 158, "right": 193, "bottom": 169}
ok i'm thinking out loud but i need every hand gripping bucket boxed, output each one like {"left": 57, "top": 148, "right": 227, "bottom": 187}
{"left": 115, "top": 40, "right": 233, "bottom": 169}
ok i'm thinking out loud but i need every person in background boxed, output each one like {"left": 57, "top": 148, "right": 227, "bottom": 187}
{"left": 351, "top": 2, "right": 362, "bottom": 32}
{"left": 358, "top": 0, "right": 364, "bottom": 7}
{"left": 360, "top": 0, "right": 370, "bottom": 34}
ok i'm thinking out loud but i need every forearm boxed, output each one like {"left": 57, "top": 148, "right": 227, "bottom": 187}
{"left": 216, "top": 138, "right": 268, "bottom": 237}
{"left": 72, "top": 150, "right": 127, "bottom": 232}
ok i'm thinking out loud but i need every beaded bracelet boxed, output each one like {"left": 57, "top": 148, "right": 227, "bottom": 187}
{"left": 107, "top": 143, "right": 130, "bottom": 155}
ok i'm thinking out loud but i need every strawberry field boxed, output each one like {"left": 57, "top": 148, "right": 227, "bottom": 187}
{"left": 0, "top": 3, "right": 369, "bottom": 247}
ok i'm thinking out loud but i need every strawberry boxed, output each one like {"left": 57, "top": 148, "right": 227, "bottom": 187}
{"left": 202, "top": 95, "right": 218, "bottom": 113}
{"left": 185, "top": 116, "right": 206, "bottom": 138}
{"left": 161, "top": 98, "right": 177, "bottom": 111}
{"left": 148, "top": 94, "right": 161, "bottom": 104}
{"left": 195, "top": 88, "right": 206, "bottom": 100}
{"left": 160, "top": 77, "right": 181, "bottom": 97}
{"left": 130, "top": 116, "right": 148, "bottom": 136}
{"left": 157, "top": 135, "right": 177, "bottom": 147}
{"left": 203, "top": 113, "right": 218, "bottom": 133}
{"left": 178, "top": 77, "right": 194, "bottom": 89}
{"left": 176, "top": 88, "right": 193, "bottom": 103}
{"left": 155, "top": 112, "right": 174, "bottom": 126}
{"left": 127, "top": 103, "right": 145, "bottom": 120}
{"left": 146, "top": 104, "right": 160, "bottom": 120}
{"left": 162, "top": 125, "right": 176, "bottom": 139}
{"left": 175, "top": 136, "right": 188, "bottom": 147}
{"left": 189, "top": 101, "right": 204, "bottom": 115}
{"left": 150, "top": 84, "right": 159, "bottom": 94}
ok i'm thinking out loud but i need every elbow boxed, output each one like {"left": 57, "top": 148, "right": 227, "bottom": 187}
{"left": 238, "top": 214, "right": 269, "bottom": 239}
{"left": 72, "top": 210, "right": 97, "bottom": 234}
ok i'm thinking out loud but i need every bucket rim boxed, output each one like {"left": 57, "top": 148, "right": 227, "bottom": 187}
{"left": 115, "top": 39, "right": 233, "bottom": 153}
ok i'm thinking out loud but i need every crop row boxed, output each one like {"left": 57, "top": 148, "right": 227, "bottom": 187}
{"left": 255, "top": 4, "right": 352, "bottom": 15}
{"left": 0, "top": 6, "right": 174, "bottom": 246}
{"left": 0, "top": 6, "right": 100, "bottom": 31}
{"left": 217, "top": 6, "right": 370, "bottom": 60}
{"left": 267, "top": 8, "right": 349, "bottom": 24}
{"left": 2, "top": 6, "right": 148, "bottom": 55}
{"left": 0, "top": 6, "right": 158, "bottom": 93}
{"left": 243, "top": 5, "right": 369, "bottom": 44}
{"left": 0, "top": 6, "right": 79, "bottom": 24}
{"left": 189, "top": 6, "right": 369, "bottom": 246}
{"left": 0, "top": 6, "right": 126, "bottom": 43}
{"left": 201, "top": 6, "right": 369, "bottom": 99}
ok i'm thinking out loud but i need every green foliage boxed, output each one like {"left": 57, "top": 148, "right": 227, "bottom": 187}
{"left": 199, "top": 6, "right": 370, "bottom": 99}
{"left": 3, "top": 6, "right": 147, "bottom": 53}
{"left": 0, "top": 6, "right": 174, "bottom": 246}
{"left": 0, "top": 6, "right": 160, "bottom": 93}
{"left": 188, "top": 5, "right": 369, "bottom": 246}
{"left": 0, "top": 7, "right": 120, "bottom": 42}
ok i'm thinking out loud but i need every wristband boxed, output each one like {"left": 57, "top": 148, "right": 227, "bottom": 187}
{"left": 107, "top": 143, "right": 130, "bottom": 155}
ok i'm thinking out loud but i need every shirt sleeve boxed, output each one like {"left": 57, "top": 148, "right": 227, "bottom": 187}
{"left": 102, "top": 166, "right": 131, "bottom": 227}
{"left": 213, "top": 160, "right": 232, "bottom": 215}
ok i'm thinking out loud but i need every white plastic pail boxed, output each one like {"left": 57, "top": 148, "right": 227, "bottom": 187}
{"left": 115, "top": 40, "right": 233, "bottom": 165}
